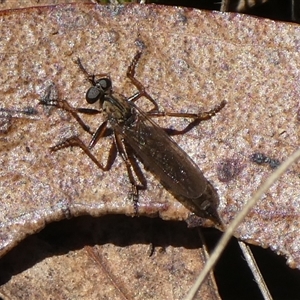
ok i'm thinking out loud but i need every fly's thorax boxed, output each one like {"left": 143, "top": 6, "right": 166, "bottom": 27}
{"left": 102, "top": 94, "right": 136, "bottom": 126}
{"left": 102, "top": 100, "right": 122, "bottom": 119}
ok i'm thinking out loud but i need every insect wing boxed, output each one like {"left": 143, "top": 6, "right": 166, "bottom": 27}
{"left": 118, "top": 104, "right": 208, "bottom": 199}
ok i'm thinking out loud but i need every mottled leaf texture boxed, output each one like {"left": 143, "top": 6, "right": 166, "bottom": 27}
{"left": 0, "top": 1, "right": 299, "bottom": 296}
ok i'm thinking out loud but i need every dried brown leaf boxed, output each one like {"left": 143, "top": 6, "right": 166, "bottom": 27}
{"left": 0, "top": 217, "right": 221, "bottom": 300}
{"left": 0, "top": 0, "right": 88, "bottom": 10}
{"left": 0, "top": 1, "right": 299, "bottom": 290}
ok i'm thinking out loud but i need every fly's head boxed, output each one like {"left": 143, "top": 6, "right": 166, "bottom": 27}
{"left": 86, "top": 78, "right": 112, "bottom": 107}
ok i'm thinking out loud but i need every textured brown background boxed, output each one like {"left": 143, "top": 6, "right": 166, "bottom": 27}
{"left": 0, "top": 2, "right": 300, "bottom": 299}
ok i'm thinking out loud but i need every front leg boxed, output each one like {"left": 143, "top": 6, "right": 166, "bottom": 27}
{"left": 39, "top": 87, "right": 102, "bottom": 135}
{"left": 126, "top": 51, "right": 160, "bottom": 111}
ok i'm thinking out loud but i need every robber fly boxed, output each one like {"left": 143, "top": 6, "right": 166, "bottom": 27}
{"left": 40, "top": 51, "right": 226, "bottom": 223}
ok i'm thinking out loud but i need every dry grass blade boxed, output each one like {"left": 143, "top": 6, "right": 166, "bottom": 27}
{"left": 238, "top": 241, "right": 273, "bottom": 300}
{"left": 185, "top": 148, "right": 300, "bottom": 300}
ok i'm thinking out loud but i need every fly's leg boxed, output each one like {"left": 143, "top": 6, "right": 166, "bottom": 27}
{"left": 40, "top": 81, "right": 121, "bottom": 173}
{"left": 146, "top": 100, "right": 226, "bottom": 120}
{"left": 50, "top": 133, "right": 118, "bottom": 171}
{"left": 39, "top": 95, "right": 101, "bottom": 135}
{"left": 40, "top": 87, "right": 117, "bottom": 171}
{"left": 114, "top": 132, "right": 147, "bottom": 214}
{"left": 114, "top": 132, "right": 139, "bottom": 212}
{"left": 76, "top": 58, "right": 111, "bottom": 86}
{"left": 127, "top": 51, "right": 226, "bottom": 130}
{"left": 89, "top": 120, "right": 110, "bottom": 148}
{"left": 126, "top": 51, "right": 159, "bottom": 111}
{"left": 124, "top": 141, "right": 147, "bottom": 192}
{"left": 147, "top": 100, "right": 227, "bottom": 136}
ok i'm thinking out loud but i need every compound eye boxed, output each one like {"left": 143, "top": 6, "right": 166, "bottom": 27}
{"left": 86, "top": 87, "right": 102, "bottom": 104}
{"left": 98, "top": 78, "right": 112, "bottom": 91}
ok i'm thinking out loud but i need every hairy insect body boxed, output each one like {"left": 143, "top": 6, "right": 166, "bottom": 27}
{"left": 103, "top": 94, "right": 136, "bottom": 128}
{"left": 123, "top": 106, "right": 204, "bottom": 198}
{"left": 120, "top": 106, "right": 220, "bottom": 221}
{"left": 40, "top": 51, "right": 225, "bottom": 224}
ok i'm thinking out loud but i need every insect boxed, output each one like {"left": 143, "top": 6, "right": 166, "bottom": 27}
{"left": 40, "top": 51, "right": 226, "bottom": 224}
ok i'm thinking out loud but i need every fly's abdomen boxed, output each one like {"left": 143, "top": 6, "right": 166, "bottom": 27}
{"left": 121, "top": 118, "right": 207, "bottom": 199}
